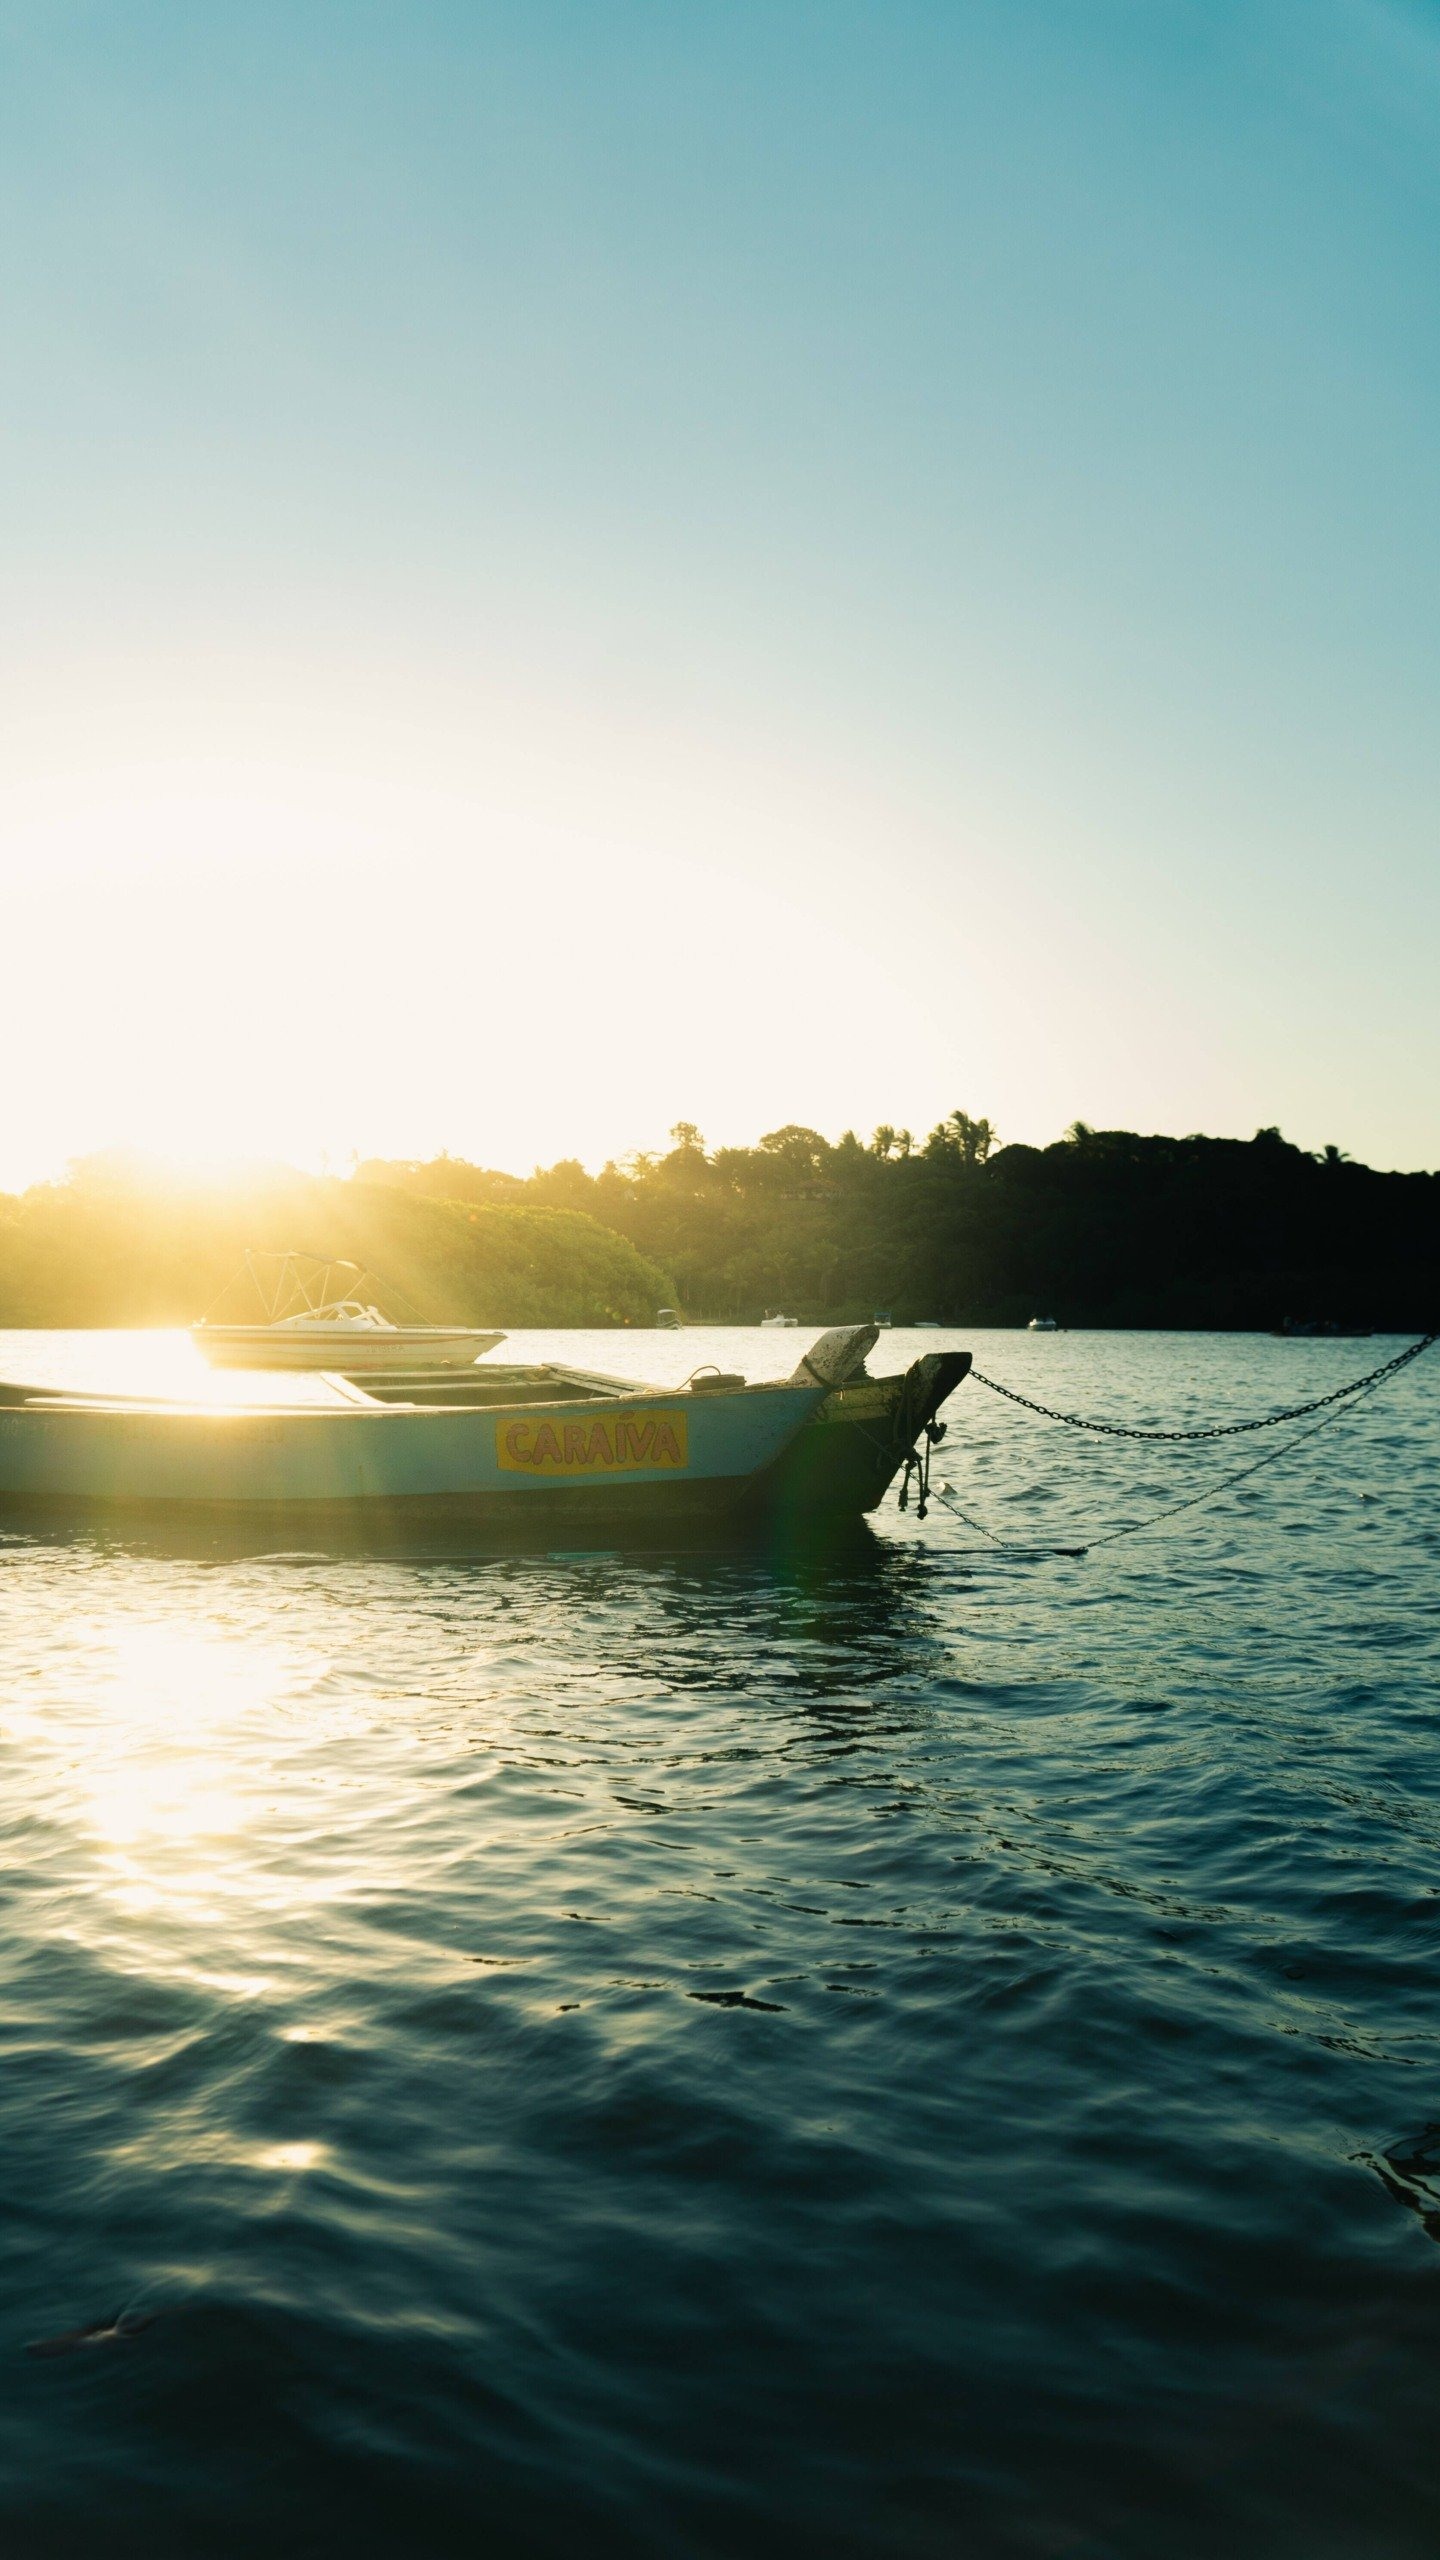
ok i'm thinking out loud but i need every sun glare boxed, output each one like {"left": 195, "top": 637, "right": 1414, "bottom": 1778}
{"left": 85, "top": 1624, "right": 281, "bottom": 1857}
{"left": 0, "top": 729, "right": 979, "bottom": 1194}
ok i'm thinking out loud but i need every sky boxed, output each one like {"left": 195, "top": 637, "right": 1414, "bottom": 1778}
{"left": 1, "top": 0, "right": 1436, "bottom": 1189}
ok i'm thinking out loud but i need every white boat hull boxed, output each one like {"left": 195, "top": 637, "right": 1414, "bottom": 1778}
{"left": 193, "top": 1325, "right": 502, "bottom": 1372}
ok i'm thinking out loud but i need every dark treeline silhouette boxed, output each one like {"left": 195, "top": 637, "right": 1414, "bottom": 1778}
{"left": 362, "top": 1115, "right": 1439, "bottom": 1330}
{"left": 1, "top": 1118, "right": 1433, "bottom": 1331}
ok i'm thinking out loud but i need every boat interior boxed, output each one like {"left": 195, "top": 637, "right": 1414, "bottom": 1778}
{"left": 0, "top": 1324, "right": 886, "bottom": 1417}
{"left": 353, "top": 1363, "right": 747, "bottom": 1408}
{"left": 0, "top": 1362, "right": 786, "bottom": 1415}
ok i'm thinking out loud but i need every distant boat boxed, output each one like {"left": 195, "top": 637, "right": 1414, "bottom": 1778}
{"left": 1027, "top": 1316, "right": 1060, "bottom": 1332}
{"left": 655, "top": 1308, "right": 685, "bottom": 1331}
{"left": 760, "top": 1311, "right": 799, "bottom": 1328}
{"left": 873, "top": 1309, "right": 893, "bottom": 1328}
{"left": 194, "top": 1252, "right": 502, "bottom": 1373}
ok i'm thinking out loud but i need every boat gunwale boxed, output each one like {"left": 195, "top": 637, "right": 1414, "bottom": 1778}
{"left": 0, "top": 1376, "right": 822, "bottom": 1426}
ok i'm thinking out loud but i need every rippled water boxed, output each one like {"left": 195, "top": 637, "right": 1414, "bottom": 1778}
{"left": 1, "top": 1328, "right": 1437, "bottom": 2557}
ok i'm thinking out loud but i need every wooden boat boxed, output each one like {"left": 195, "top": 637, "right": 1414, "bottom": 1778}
{"left": 0, "top": 1328, "right": 970, "bottom": 1543}
{"left": 193, "top": 1252, "right": 502, "bottom": 1372}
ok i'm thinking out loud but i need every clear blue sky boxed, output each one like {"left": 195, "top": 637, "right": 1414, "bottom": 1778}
{"left": 1, "top": 0, "right": 1436, "bottom": 1182}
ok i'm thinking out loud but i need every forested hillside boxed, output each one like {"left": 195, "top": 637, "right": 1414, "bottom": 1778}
{"left": 0, "top": 1160, "right": 671, "bottom": 1329}
{"left": 1, "top": 1119, "right": 1433, "bottom": 1332}
{"left": 365, "top": 1117, "right": 1439, "bottom": 1329}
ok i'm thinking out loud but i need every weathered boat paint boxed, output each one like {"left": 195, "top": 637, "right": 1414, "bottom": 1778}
{"left": 745, "top": 1351, "right": 971, "bottom": 1525}
{"left": 0, "top": 1345, "right": 972, "bottom": 1548}
{"left": 0, "top": 1383, "right": 821, "bottom": 1521}
{"left": 495, "top": 1407, "right": 689, "bottom": 1474}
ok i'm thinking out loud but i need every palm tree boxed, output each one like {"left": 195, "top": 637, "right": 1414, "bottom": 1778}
{"left": 947, "top": 1112, "right": 995, "bottom": 1166}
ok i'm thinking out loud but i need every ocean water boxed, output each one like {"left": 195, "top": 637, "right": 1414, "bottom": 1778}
{"left": 0, "top": 1327, "right": 1437, "bottom": 2559}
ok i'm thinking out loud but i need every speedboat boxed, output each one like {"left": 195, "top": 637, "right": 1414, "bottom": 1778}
{"left": 193, "top": 1253, "right": 502, "bottom": 1372}
{"left": 760, "top": 1311, "right": 799, "bottom": 1328}
{"left": 1027, "top": 1316, "right": 1059, "bottom": 1331}
{"left": 198, "top": 1305, "right": 502, "bottom": 1372}
{"left": 0, "top": 1327, "right": 970, "bottom": 1544}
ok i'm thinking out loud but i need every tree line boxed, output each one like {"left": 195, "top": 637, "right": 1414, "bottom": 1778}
{"left": 0, "top": 1116, "right": 1433, "bottom": 1331}
{"left": 362, "top": 1114, "right": 1439, "bottom": 1330}
{"left": 0, "top": 1159, "right": 671, "bottom": 1329}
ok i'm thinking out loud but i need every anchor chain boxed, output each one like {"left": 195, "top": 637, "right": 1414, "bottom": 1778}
{"left": 964, "top": 1332, "right": 1435, "bottom": 1442}
{"left": 931, "top": 1327, "right": 1434, "bottom": 1555}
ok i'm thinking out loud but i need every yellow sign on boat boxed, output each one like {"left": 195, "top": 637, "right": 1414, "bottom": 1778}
{"left": 496, "top": 1409, "right": 690, "bottom": 1474}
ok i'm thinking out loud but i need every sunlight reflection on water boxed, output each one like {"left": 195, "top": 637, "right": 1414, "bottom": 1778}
{"left": 0, "top": 1329, "right": 1435, "bottom": 2557}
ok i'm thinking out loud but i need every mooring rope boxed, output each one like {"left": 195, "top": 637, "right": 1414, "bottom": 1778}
{"left": 1080, "top": 1393, "right": 1370, "bottom": 1548}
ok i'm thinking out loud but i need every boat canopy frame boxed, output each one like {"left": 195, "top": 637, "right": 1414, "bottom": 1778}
{"left": 200, "top": 1250, "right": 429, "bottom": 1329}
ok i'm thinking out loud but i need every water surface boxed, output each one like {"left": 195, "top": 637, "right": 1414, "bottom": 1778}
{"left": 1, "top": 1328, "right": 1436, "bottom": 2557}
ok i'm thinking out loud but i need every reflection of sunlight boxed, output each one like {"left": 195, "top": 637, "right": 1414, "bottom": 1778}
{"left": 0, "top": 1328, "right": 361, "bottom": 1409}
{"left": 84, "top": 1625, "right": 286, "bottom": 1886}
{"left": 0, "top": 1611, "right": 385, "bottom": 1995}
{"left": 256, "top": 2142, "right": 325, "bottom": 2173}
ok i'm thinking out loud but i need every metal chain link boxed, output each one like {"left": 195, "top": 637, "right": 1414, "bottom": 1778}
{"left": 934, "top": 1330, "right": 1429, "bottom": 1556}
{"left": 965, "top": 1331, "right": 1435, "bottom": 1442}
